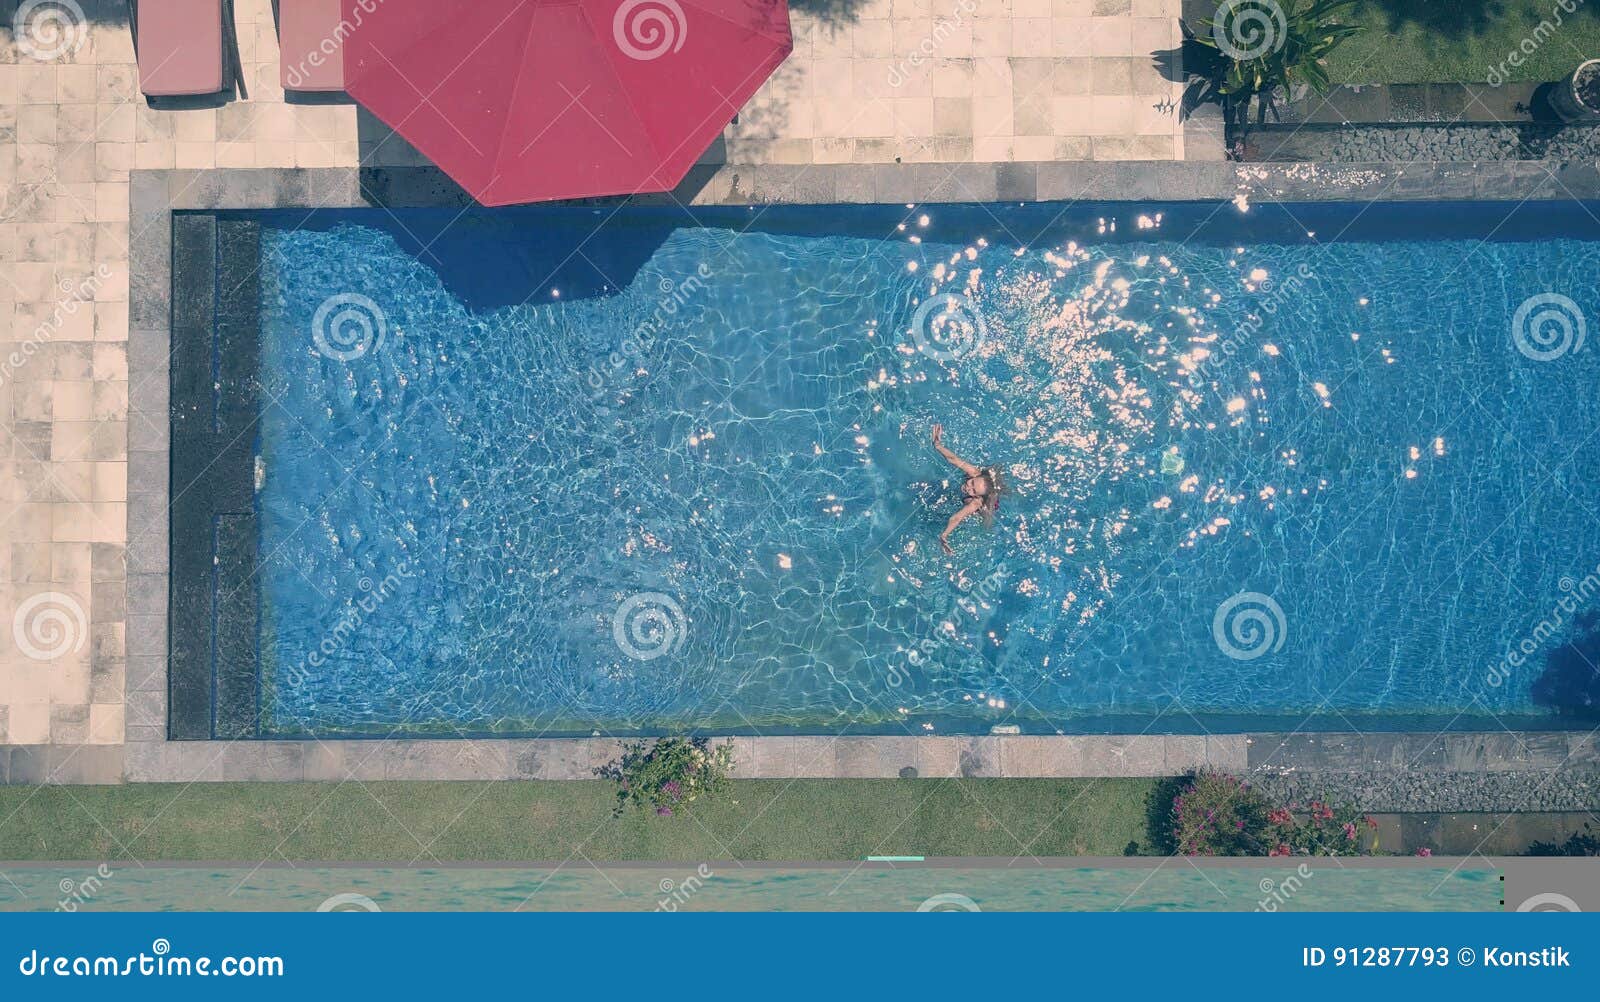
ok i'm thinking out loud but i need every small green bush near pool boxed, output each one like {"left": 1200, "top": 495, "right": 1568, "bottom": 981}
{"left": 594, "top": 737, "right": 733, "bottom": 817}
{"left": 1192, "top": 0, "right": 1365, "bottom": 128}
{"left": 1154, "top": 771, "right": 1377, "bottom": 857}
{"left": 1165, "top": 771, "right": 1274, "bottom": 855}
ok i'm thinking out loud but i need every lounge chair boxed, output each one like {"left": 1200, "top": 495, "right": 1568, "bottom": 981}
{"left": 136, "top": 0, "right": 226, "bottom": 97}
{"left": 280, "top": 0, "right": 348, "bottom": 92}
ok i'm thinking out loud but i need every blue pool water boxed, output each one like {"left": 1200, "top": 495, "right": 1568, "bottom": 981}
{"left": 250, "top": 201, "right": 1600, "bottom": 736}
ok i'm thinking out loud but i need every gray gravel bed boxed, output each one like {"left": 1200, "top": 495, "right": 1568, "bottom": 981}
{"left": 1250, "top": 769, "right": 1600, "bottom": 813}
{"left": 1245, "top": 124, "right": 1600, "bottom": 162}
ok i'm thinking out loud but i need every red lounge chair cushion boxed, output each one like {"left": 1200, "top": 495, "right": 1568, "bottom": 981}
{"left": 281, "top": 0, "right": 347, "bottom": 91}
{"left": 138, "top": 0, "right": 224, "bottom": 96}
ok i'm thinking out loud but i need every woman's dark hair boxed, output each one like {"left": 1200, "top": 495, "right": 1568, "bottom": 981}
{"left": 980, "top": 468, "right": 1004, "bottom": 524}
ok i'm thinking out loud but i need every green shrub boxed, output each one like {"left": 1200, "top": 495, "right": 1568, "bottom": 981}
{"left": 1143, "top": 774, "right": 1191, "bottom": 854}
{"left": 1161, "top": 771, "right": 1376, "bottom": 856}
{"left": 1169, "top": 771, "right": 1273, "bottom": 855}
{"left": 595, "top": 737, "right": 733, "bottom": 817}
{"left": 1189, "top": 0, "right": 1364, "bottom": 132}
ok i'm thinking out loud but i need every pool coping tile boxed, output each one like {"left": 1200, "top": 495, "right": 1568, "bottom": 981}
{"left": 12, "top": 728, "right": 1596, "bottom": 782}
{"left": 1, "top": 746, "right": 127, "bottom": 785}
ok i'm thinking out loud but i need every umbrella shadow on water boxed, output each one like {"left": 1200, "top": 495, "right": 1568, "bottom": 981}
{"left": 314, "top": 185, "right": 691, "bottom": 311}
{"left": 348, "top": 102, "right": 740, "bottom": 311}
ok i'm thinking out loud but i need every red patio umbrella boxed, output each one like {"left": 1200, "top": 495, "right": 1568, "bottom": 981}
{"left": 342, "top": 0, "right": 792, "bottom": 205}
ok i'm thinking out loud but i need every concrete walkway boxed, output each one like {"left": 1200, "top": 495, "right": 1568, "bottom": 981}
{"left": 731, "top": 0, "right": 1187, "bottom": 164}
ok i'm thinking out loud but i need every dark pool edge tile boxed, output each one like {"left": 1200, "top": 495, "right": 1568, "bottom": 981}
{"left": 166, "top": 213, "right": 219, "bottom": 743}
{"left": 130, "top": 163, "right": 1600, "bottom": 219}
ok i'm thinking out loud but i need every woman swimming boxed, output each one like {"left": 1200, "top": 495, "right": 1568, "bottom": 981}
{"left": 931, "top": 423, "right": 1002, "bottom": 554}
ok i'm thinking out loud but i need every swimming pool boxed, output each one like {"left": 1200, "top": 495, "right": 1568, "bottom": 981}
{"left": 198, "top": 199, "right": 1600, "bottom": 737}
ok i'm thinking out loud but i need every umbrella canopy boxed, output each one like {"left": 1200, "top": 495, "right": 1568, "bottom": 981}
{"left": 343, "top": 0, "right": 792, "bottom": 205}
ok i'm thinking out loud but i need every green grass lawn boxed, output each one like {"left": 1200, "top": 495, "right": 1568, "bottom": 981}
{"left": 1325, "top": 1, "right": 1600, "bottom": 84}
{"left": 0, "top": 779, "right": 1155, "bottom": 861}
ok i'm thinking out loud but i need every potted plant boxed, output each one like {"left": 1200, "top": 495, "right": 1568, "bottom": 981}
{"left": 1187, "top": 0, "right": 1365, "bottom": 142}
{"left": 1552, "top": 59, "right": 1600, "bottom": 123}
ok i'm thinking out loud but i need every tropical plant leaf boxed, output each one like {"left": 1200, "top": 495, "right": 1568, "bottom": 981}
{"left": 1182, "top": 0, "right": 1365, "bottom": 142}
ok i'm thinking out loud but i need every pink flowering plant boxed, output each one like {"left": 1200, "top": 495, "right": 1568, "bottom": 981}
{"left": 1264, "top": 801, "right": 1379, "bottom": 857}
{"left": 1169, "top": 771, "right": 1273, "bottom": 855}
{"left": 1165, "top": 771, "right": 1377, "bottom": 856}
{"left": 596, "top": 737, "right": 733, "bottom": 818}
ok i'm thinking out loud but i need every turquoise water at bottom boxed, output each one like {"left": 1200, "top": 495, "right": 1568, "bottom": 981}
{"left": 2, "top": 865, "right": 1495, "bottom": 912}
{"left": 250, "top": 201, "right": 1600, "bottom": 736}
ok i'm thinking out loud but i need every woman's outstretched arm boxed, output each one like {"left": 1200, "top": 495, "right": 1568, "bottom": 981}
{"left": 940, "top": 499, "right": 983, "bottom": 554}
{"left": 931, "top": 423, "right": 980, "bottom": 477}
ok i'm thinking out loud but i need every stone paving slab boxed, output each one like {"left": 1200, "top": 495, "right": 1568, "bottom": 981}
{"left": 1246, "top": 731, "right": 1595, "bottom": 774}
{"left": 0, "top": 744, "right": 123, "bottom": 784}
{"left": 112, "top": 734, "right": 1248, "bottom": 782}
{"left": 1, "top": 730, "right": 1577, "bottom": 783}
{"left": 143, "top": 161, "right": 1600, "bottom": 218}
